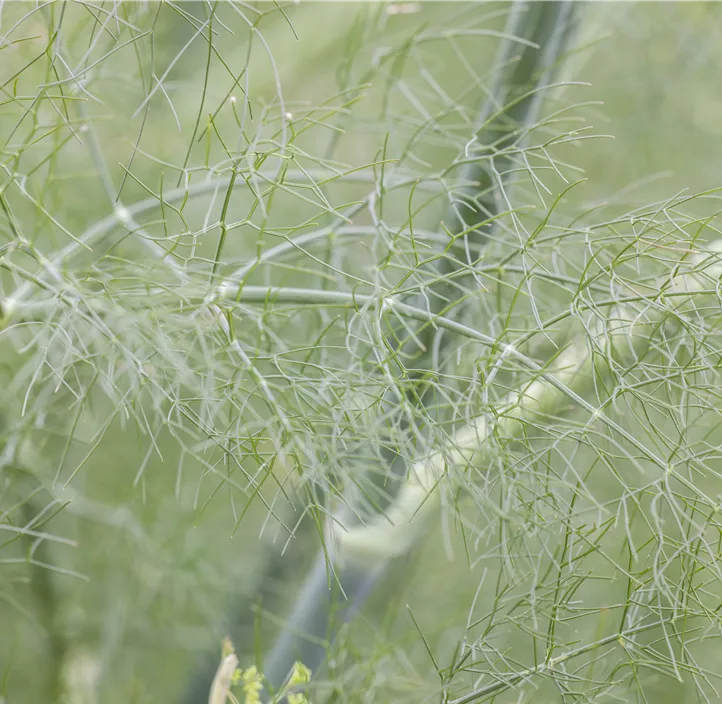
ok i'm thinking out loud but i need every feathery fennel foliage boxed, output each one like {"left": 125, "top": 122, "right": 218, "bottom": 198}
{"left": 1, "top": 3, "right": 722, "bottom": 704}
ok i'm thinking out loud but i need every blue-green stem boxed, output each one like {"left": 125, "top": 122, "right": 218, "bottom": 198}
{"left": 259, "top": 3, "right": 581, "bottom": 699}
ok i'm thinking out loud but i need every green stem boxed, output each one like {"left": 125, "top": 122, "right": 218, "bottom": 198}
{"left": 333, "top": 242, "right": 722, "bottom": 565}
{"left": 449, "top": 620, "right": 662, "bottom": 704}
{"left": 12, "top": 471, "right": 68, "bottom": 703}
{"left": 4, "top": 164, "right": 442, "bottom": 312}
{"left": 259, "top": 2, "right": 582, "bottom": 696}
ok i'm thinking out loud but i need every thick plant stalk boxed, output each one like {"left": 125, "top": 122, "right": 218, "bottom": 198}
{"left": 259, "top": 3, "right": 581, "bottom": 697}
{"left": 259, "top": 550, "right": 383, "bottom": 696}
{"left": 332, "top": 240, "right": 722, "bottom": 562}
{"left": 208, "top": 647, "right": 239, "bottom": 704}
{"left": 447, "top": 1, "right": 577, "bottom": 240}
{"left": 20, "top": 479, "right": 68, "bottom": 703}
{"left": 208, "top": 662, "right": 238, "bottom": 704}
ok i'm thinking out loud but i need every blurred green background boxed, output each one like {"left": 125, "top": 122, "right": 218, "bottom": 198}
{"left": 2, "top": 3, "right": 722, "bottom": 704}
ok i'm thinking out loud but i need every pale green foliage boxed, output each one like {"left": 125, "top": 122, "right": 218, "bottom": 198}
{"left": 1, "top": 3, "right": 722, "bottom": 704}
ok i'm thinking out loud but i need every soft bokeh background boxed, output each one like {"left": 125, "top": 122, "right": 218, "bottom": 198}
{"left": 2, "top": 3, "right": 722, "bottom": 704}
